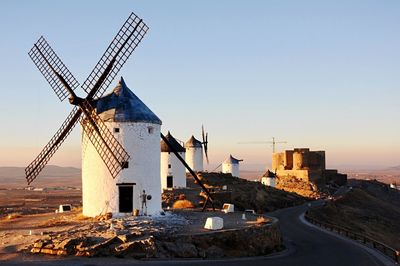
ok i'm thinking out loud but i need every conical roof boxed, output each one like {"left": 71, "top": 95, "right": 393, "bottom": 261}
{"left": 161, "top": 131, "right": 185, "bottom": 153}
{"left": 185, "top": 135, "right": 202, "bottom": 148}
{"left": 94, "top": 77, "right": 162, "bottom": 124}
{"left": 223, "top": 155, "right": 242, "bottom": 164}
{"left": 262, "top": 170, "right": 276, "bottom": 178}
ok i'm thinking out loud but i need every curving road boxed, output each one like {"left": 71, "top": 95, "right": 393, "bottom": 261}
{"left": 2, "top": 202, "right": 393, "bottom": 265}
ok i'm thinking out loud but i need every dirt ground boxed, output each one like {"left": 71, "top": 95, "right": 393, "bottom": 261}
{"left": 0, "top": 203, "right": 265, "bottom": 261}
{"left": 0, "top": 188, "right": 81, "bottom": 218}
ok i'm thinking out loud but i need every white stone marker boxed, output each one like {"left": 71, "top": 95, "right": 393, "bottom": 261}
{"left": 204, "top": 217, "right": 224, "bottom": 230}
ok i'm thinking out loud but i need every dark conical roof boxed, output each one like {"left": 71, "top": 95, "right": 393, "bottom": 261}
{"left": 185, "top": 135, "right": 202, "bottom": 148}
{"left": 224, "top": 155, "right": 242, "bottom": 164}
{"left": 262, "top": 170, "right": 276, "bottom": 178}
{"left": 94, "top": 77, "right": 162, "bottom": 124}
{"left": 161, "top": 131, "right": 185, "bottom": 153}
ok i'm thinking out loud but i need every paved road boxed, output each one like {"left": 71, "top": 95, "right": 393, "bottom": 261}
{"left": 2, "top": 202, "right": 392, "bottom": 265}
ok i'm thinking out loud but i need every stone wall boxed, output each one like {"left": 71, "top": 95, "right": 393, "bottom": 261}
{"left": 31, "top": 215, "right": 283, "bottom": 259}
{"left": 156, "top": 219, "right": 283, "bottom": 258}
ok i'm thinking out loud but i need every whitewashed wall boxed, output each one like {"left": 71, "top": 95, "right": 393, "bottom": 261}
{"left": 261, "top": 177, "right": 276, "bottom": 187}
{"left": 222, "top": 162, "right": 240, "bottom": 178}
{"left": 185, "top": 147, "right": 203, "bottom": 172}
{"left": 82, "top": 121, "right": 161, "bottom": 217}
{"left": 160, "top": 152, "right": 186, "bottom": 191}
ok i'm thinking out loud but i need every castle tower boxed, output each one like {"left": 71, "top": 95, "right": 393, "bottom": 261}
{"left": 184, "top": 136, "right": 203, "bottom": 172}
{"left": 81, "top": 77, "right": 162, "bottom": 217}
{"left": 222, "top": 155, "right": 242, "bottom": 178}
{"left": 160, "top": 132, "right": 186, "bottom": 190}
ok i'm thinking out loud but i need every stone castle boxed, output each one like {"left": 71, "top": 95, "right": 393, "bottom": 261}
{"left": 272, "top": 148, "right": 347, "bottom": 197}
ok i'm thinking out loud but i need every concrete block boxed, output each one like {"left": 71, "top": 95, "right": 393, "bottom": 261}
{"left": 204, "top": 217, "right": 224, "bottom": 230}
{"left": 222, "top": 203, "right": 234, "bottom": 213}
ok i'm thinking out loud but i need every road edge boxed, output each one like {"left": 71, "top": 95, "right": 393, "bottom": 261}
{"left": 299, "top": 212, "right": 397, "bottom": 266}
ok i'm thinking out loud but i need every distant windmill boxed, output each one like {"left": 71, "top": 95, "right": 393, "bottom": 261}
{"left": 184, "top": 125, "right": 209, "bottom": 172}
{"left": 238, "top": 137, "right": 287, "bottom": 153}
{"left": 26, "top": 12, "right": 214, "bottom": 216}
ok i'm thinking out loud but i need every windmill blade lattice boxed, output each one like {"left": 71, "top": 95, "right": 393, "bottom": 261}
{"left": 28, "top": 36, "right": 80, "bottom": 101}
{"left": 202, "top": 125, "right": 209, "bottom": 164}
{"left": 25, "top": 107, "right": 82, "bottom": 184}
{"left": 80, "top": 100, "right": 130, "bottom": 179}
{"left": 82, "top": 12, "right": 148, "bottom": 100}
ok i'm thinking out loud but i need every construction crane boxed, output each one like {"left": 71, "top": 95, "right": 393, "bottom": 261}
{"left": 238, "top": 137, "right": 287, "bottom": 153}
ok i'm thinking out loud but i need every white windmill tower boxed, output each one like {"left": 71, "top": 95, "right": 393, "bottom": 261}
{"left": 261, "top": 170, "right": 276, "bottom": 188}
{"left": 24, "top": 13, "right": 164, "bottom": 217}
{"left": 160, "top": 132, "right": 186, "bottom": 191}
{"left": 82, "top": 77, "right": 162, "bottom": 217}
{"left": 222, "top": 155, "right": 243, "bottom": 178}
{"left": 185, "top": 136, "right": 203, "bottom": 172}
{"left": 184, "top": 126, "right": 209, "bottom": 172}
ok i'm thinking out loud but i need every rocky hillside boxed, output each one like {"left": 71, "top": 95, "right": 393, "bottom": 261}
{"left": 276, "top": 176, "right": 321, "bottom": 199}
{"left": 308, "top": 179, "right": 400, "bottom": 250}
{"left": 163, "top": 173, "right": 306, "bottom": 213}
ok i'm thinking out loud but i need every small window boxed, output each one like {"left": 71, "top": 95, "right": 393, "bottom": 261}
{"left": 114, "top": 128, "right": 120, "bottom": 133}
{"left": 148, "top": 126, "right": 154, "bottom": 134}
{"left": 122, "top": 161, "right": 129, "bottom": 169}
{"left": 168, "top": 164, "right": 171, "bottom": 169}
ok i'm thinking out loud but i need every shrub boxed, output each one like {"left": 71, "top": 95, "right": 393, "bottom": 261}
{"left": 256, "top": 216, "right": 269, "bottom": 225}
{"left": 173, "top": 199, "right": 195, "bottom": 209}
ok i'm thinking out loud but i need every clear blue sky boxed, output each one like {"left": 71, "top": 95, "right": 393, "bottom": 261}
{"left": 0, "top": 0, "right": 399, "bottom": 170}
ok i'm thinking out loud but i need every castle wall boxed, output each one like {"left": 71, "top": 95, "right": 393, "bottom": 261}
{"left": 276, "top": 169, "right": 310, "bottom": 182}
{"left": 272, "top": 153, "right": 284, "bottom": 171}
{"left": 284, "top": 150, "right": 293, "bottom": 170}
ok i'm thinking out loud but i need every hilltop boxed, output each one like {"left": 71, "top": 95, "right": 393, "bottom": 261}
{"left": 163, "top": 172, "right": 306, "bottom": 213}
{"left": 308, "top": 179, "right": 400, "bottom": 250}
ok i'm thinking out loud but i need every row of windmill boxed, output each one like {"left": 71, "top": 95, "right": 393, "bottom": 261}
{"left": 160, "top": 131, "right": 243, "bottom": 191}
{"left": 25, "top": 12, "right": 243, "bottom": 218}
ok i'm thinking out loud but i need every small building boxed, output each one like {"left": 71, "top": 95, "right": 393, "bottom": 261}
{"left": 81, "top": 77, "right": 162, "bottom": 217}
{"left": 222, "top": 155, "right": 242, "bottom": 178}
{"left": 184, "top": 136, "right": 203, "bottom": 172}
{"left": 160, "top": 132, "right": 186, "bottom": 191}
{"left": 261, "top": 170, "right": 276, "bottom": 188}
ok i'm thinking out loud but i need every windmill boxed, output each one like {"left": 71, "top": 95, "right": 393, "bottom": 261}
{"left": 26, "top": 12, "right": 214, "bottom": 215}
{"left": 184, "top": 125, "right": 210, "bottom": 172}
{"left": 222, "top": 155, "right": 243, "bottom": 178}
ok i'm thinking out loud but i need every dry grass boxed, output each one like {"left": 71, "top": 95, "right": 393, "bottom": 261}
{"left": 309, "top": 185, "right": 400, "bottom": 250}
{"left": 6, "top": 213, "right": 23, "bottom": 220}
{"left": 173, "top": 199, "right": 195, "bottom": 209}
{"left": 37, "top": 219, "right": 75, "bottom": 228}
{"left": 256, "top": 216, "right": 269, "bottom": 225}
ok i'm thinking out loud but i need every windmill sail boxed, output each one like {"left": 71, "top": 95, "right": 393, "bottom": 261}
{"left": 80, "top": 100, "right": 130, "bottom": 179}
{"left": 25, "top": 12, "right": 148, "bottom": 183}
{"left": 82, "top": 12, "right": 149, "bottom": 100}
{"left": 28, "top": 36, "right": 80, "bottom": 101}
{"left": 25, "top": 107, "right": 82, "bottom": 184}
